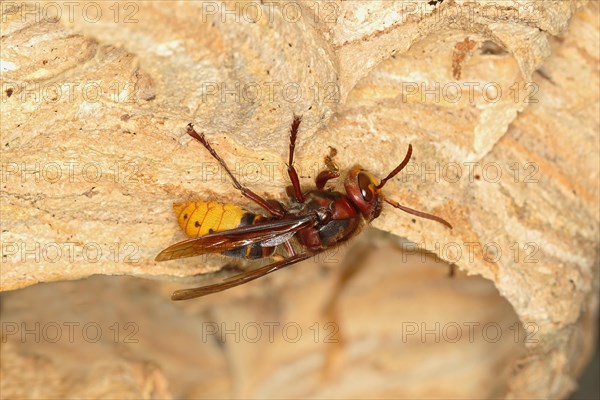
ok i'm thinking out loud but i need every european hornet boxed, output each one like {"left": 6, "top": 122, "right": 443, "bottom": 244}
{"left": 156, "top": 116, "right": 452, "bottom": 300}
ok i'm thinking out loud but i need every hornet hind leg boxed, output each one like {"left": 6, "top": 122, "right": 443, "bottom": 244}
{"left": 187, "top": 124, "right": 286, "bottom": 217}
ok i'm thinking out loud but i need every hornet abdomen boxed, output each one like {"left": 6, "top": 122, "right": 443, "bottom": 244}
{"left": 173, "top": 201, "right": 274, "bottom": 259}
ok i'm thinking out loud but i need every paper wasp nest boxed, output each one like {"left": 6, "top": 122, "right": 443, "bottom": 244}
{"left": 1, "top": 1, "right": 598, "bottom": 398}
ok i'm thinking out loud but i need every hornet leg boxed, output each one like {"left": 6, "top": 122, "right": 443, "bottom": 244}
{"left": 187, "top": 124, "right": 286, "bottom": 218}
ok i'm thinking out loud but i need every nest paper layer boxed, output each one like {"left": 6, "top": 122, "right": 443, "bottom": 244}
{"left": 1, "top": 1, "right": 598, "bottom": 398}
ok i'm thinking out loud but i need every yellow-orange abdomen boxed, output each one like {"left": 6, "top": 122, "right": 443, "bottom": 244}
{"left": 173, "top": 201, "right": 261, "bottom": 238}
